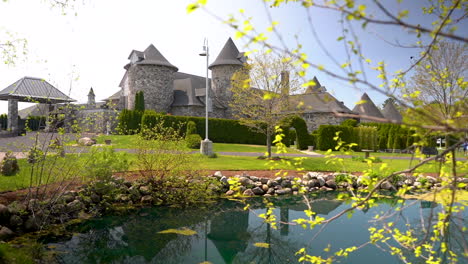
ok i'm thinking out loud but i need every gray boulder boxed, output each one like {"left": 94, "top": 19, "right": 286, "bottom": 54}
{"left": 380, "top": 181, "right": 396, "bottom": 191}
{"left": 0, "top": 226, "right": 14, "bottom": 240}
{"left": 325, "top": 180, "right": 336, "bottom": 189}
{"left": 317, "top": 176, "right": 326, "bottom": 187}
{"left": 276, "top": 188, "right": 292, "bottom": 195}
{"left": 252, "top": 187, "right": 265, "bottom": 195}
{"left": 78, "top": 137, "right": 96, "bottom": 146}
{"left": 243, "top": 189, "right": 255, "bottom": 196}
{"left": 0, "top": 204, "right": 10, "bottom": 224}
{"left": 9, "top": 215, "right": 23, "bottom": 227}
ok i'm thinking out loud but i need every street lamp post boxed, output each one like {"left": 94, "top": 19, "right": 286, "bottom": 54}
{"left": 199, "top": 38, "right": 213, "bottom": 156}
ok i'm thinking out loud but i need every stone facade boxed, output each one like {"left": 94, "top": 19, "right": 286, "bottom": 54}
{"left": 210, "top": 64, "right": 243, "bottom": 118}
{"left": 170, "top": 105, "right": 228, "bottom": 119}
{"left": 76, "top": 109, "right": 119, "bottom": 134}
{"left": 301, "top": 112, "right": 350, "bottom": 132}
{"left": 126, "top": 65, "right": 175, "bottom": 112}
{"left": 7, "top": 99, "right": 18, "bottom": 133}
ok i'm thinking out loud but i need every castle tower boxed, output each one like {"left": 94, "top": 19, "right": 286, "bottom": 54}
{"left": 125, "top": 44, "right": 178, "bottom": 112}
{"left": 209, "top": 38, "right": 246, "bottom": 114}
{"left": 87, "top": 87, "right": 96, "bottom": 109}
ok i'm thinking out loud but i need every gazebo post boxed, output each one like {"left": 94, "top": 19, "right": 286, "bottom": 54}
{"left": 7, "top": 99, "right": 18, "bottom": 134}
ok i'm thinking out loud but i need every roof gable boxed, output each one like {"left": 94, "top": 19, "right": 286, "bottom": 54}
{"left": 352, "top": 93, "right": 384, "bottom": 121}
{"left": 0, "top": 77, "right": 75, "bottom": 103}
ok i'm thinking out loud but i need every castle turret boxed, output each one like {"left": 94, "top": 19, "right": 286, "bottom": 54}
{"left": 87, "top": 87, "right": 96, "bottom": 108}
{"left": 125, "top": 44, "right": 178, "bottom": 112}
{"left": 209, "top": 38, "right": 246, "bottom": 113}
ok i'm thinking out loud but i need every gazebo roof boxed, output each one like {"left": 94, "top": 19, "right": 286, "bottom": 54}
{"left": 0, "top": 77, "right": 75, "bottom": 104}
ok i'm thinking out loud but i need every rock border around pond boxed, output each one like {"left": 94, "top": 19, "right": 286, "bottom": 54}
{"left": 1, "top": 171, "right": 467, "bottom": 242}
{"left": 211, "top": 171, "right": 468, "bottom": 197}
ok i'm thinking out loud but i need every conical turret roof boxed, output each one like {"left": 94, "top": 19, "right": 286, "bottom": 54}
{"left": 135, "top": 44, "right": 178, "bottom": 71}
{"left": 382, "top": 100, "right": 403, "bottom": 122}
{"left": 88, "top": 87, "right": 95, "bottom": 96}
{"left": 352, "top": 93, "right": 384, "bottom": 122}
{"left": 209, "top": 38, "right": 244, "bottom": 69}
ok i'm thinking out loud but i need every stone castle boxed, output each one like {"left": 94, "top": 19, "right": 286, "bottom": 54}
{"left": 114, "top": 38, "right": 356, "bottom": 131}
{"left": 13, "top": 38, "right": 403, "bottom": 134}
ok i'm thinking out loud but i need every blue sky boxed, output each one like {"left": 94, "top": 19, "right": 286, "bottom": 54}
{"left": 0, "top": 0, "right": 466, "bottom": 114}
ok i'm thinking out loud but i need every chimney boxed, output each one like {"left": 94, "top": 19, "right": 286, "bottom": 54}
{"left": 280, "top": 71, "right": 290, "bottom": 95}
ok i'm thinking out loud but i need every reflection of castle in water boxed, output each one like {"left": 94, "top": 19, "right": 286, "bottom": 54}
{"left": 208, "top": 209, "right": 250, "bottom": 263}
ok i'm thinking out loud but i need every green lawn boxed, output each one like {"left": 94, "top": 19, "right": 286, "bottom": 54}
{"left": 314, "top": 149, "right": 468, "bottom": 159}
{"left": 194, "top": 154, "right": 467, "bottom": 174}
{"left": 1, "top": 148, "right": 466, "bottom": 193}
{"left": 93, "top": 135, "right": 302, "bottom": 154}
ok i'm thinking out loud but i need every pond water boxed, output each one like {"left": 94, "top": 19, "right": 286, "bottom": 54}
{"left": 47, "top": 193, "right": 467, "bottom": 264}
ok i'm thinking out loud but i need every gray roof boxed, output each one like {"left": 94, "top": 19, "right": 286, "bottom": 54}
{"left": 18, "top": 104, "right": 50, "bottom": 119}
{"left": 289, "top": 91, "right": 353, "bottom": 113}
{"left": 305, "top": 76, "right": 327, "bottom": 93}
{"left": 0, "top": 77, "right": 75, "bottom": 103}
{"left": 103, "top": 90, "right": 121, "bottom": 101}
{"left": 382, "top": 100, "right": 403, "bottom": 122}
{"left": 209, "top": 38, "right": 244, "bottom": 69}
{"left": 88, "top": 87, "right": 95, "bottom": 96}
{"left": 352, "top": 93, "right": 384, "bottom": 122}
{"left": 135, "top": 44, "right": 178, "bottom": 71}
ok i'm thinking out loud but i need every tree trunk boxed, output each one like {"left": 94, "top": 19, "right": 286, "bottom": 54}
{"left": 266, "top": 129, "right": 272, "bottom": 158}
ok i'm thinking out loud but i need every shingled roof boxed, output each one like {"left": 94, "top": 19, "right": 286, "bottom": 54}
{"left": 290, "top": 91, "right": 353, "bottom": 113}
{"left": 352, "top": 93, "right": 384, "bottom": 122}
{"left": 134, "top": 44, "right": 178, "bottom": 71}
{"left": 209, "top": 38, "right": 244, "bottom": 69}
{"left": 0, "top": 77, "right": 75, "bottom": 103}
{"left": 382, "top": 100, "right": 403, "bottom": 122}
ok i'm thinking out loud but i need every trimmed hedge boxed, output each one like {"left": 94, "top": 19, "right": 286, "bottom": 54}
{"left": 341, "top": 119, "right": 358, "bottom": 127}
{"left": 0, "top": 114, "right": 7, "bottom": 130}
{"left": 118, "top": 109, "right": 143, "bottom": 135}
{"left": 279, "top": 115, "right": 313, "bottom": 150}
{"left": 26, "top": 116, "right": 46, "bottom": 131}
{"left": 139, "top": 111, "right": 267, "bottom": 144}
{"left": 134, "top": 91, "right": 145, "bottom": 111}
{"left": 316, "top": 125, "right": 354, "bottom": 151}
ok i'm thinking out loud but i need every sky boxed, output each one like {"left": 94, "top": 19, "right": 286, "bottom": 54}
{"left": 0, "top": 0, "right": 466, "bottom": 114}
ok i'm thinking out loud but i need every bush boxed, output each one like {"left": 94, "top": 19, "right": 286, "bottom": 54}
{"left": 341, "top": 119, "right": 358, "bottom": 127}
{"left": 140, "top": 111, "right": 266, "bottom": 144}
{"left": 186, "top": 134, "right": 202, "bottom": 149}
{"left": 117, "top": 109, "right": 143, "bottom": 135}
{"left": 186, "top": 121, "right": 197, "bottom": 136}
{"left": 1, "top": 152, "right": 19, "bottom": 176}
{"left": 26, "top": 116, "right": 46, "bottom": 131}
{"left": 84, "top": 147, "right": 130, "bottom": 181}
{"left": 134, "top": 91, "right": 145, "bottom": 111}
{"left": 316, "top": 125, "right": 354, "bottom": 151}
{"left": 279, "top": 115, "right": 312, "bottom": 150}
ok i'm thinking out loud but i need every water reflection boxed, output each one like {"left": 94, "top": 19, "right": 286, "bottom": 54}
{"left": 49, "top": 194, "right": 466, "bottom": 264}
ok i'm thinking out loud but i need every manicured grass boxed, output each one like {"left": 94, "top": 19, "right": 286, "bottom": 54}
{"left": 213, "top": 143, "right": 302, "bottom": 154}
{"left": 194, "top": 155, "right": 468, "bottom": 174}
{"left": 314, "top": 149, "right": 468, "bottom": 159}
{"left": 93, "top": 134, "right": 302, "bottom": 154}
{"left": 1, "top": 150, "right": 466, "bottom": 193}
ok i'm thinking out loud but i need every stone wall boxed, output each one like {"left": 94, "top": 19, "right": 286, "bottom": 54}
{"left": 210, "top": 64, "right": 243, "bottom": 116}
{"left": 170, "top": 105, "right": 228, "bottom": 119}
{"left": 126, "top": 65, "right": 175, "bottom": 112}
{"left": 76, "top": 109, "right": 119, "bottom": 134}
{"left": 301, "top": 112, "right": 350, "bottom": 132}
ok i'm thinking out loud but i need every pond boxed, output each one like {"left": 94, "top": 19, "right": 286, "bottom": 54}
{"left": 47, "top": 193, "right": 467, "bottom": 264}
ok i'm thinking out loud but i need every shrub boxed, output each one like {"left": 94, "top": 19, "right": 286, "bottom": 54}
{"left": 1, "top": 152, "right": 19, "bottom": 176}
{"left": 316, "top": 125, "right": 354, "bottom": 150}
{"left": 186, "top": 134, "right": 202, "bottom": 149}
{"left": 186, "top": 121, "right": 197, "bottom": 136}
{"left": 84, "top": 147, "right": 130, "bottom": 181}
{"left": 140, "top": 111, "right": 266, "bottom": 144}
{"left": 134, "top": 91, "right": 145, "bottom": 111}
{"left": 288, "top": 129, "right": 297, "bottom": 146}
{"left": 26, "top": 116, "right": 46, "bottom": 131}
{"left": 341, "top": 119, "right": 358, "bottom": 127}
{"left": 279, "top": 115, "right": 312, "bottom": 150}
{"left": 117, "top": 109, "right": 143, "bottom": 135}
